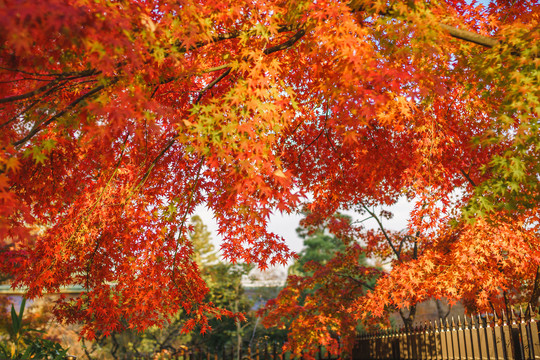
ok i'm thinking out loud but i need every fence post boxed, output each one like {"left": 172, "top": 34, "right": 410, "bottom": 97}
{"left": 392, "top": 329, "right": 400, "bottom": 360}
{"left": 387, "top": 329, "right": 393, "bottom": 360}
{"left": 493, "top": 312, "right": 506, "bottom": 360}
{"left": 470, "top": 315, "right": 480, "bottom": 360}
{"left": 484, "top": 314, "right": 496, "bottom": 360}
{"left": 502, "top": 311, "right": 515, "bottom": 360}
{"left": 407, "top": 325, "right": 413, "bottom": 360}
{"left": 427, "top": 321, "right": 433, "bottom": 360}
{"left": 450, "top": 317, "right": 461, "bottom": 360}
{"left": 463, "top": 315, "right": 474, "bottom": 360}
{"left": 376, "top": 333, "right": 379, "bottom": 359}
{"left": 415, "top": 325, "right": 422, "bottom": 360}
{"left": 525, "top": 304, "right": 540, "bottom": 360}
{"left": 457, "top": 316, "right": 467, "bottom": 360}
{"left": 425, "top": 322, "right": 432, "bottom": 360}
{"left": 444, "top": 318, "right": 454, "bottom": 360}
{"left": 433, "top": 320, "right": 441, "bottom": 360}
{"left": 433, "top": 320, "right": 442, "bottom": 360}
{"left": 399, "top": 327, "right": 406, "bottom": 360}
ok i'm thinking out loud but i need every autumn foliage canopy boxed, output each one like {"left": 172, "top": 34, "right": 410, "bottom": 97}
{"left": 0, "top": 0, "right": 538, "bottom": 349}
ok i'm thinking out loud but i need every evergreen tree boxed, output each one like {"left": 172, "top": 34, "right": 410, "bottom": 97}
{"left": 189, "top": 215, "right": 218, "bottom": 267}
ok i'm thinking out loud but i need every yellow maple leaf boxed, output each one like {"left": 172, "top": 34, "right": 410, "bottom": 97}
{"left": 274, "top": 169, "right": 287, "bottom": 178}
{"left": 5, "top": 157, "right": 20, "bottom": 173}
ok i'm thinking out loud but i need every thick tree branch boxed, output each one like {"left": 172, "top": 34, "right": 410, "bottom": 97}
{"left": 196, "top": 67, "right": 232, "bottom": 103}
{"left": 133, "top": 65, "right": 233, "bottom": 195}
{"left": 460, "top": 168, "right": 477, "bottom": 187}
{"left": 438, "top": 24, "right": 499, "bottom": 48}
{"left": 0, "top": 80, "right": 73, "bottom": 129}
{"left": 399, "top": 304, "right": 417, "bottom": 329}
{"left": 436, "top": 299, "right": 451, "bottom": 320}
{"left": 0, "top": 80, "right": 61, "bottom": 104}
{"left": 264, "top": 29, "right": 306, "bottom": 55}
{"left": 347, "top": 2, "right": 499, "bottom": 48}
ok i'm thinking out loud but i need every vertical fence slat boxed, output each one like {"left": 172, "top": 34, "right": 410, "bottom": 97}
{"left": 463, "top": 316, "right": 474, "bottom": 360}
{"left": 503, "top": 311, "right": 515, "bottom": 360}
{"left": 413, "top": 326, "right": 419, "bottom": 360}
{"left": 434, "top": 320, "right": 443, "bottom": 360}
{"left": 450, "top": 318, "right": 459, "bottom": 360}
{"left": 427, "top": 321, "right": 435, "bottom": 360}
{"left": 399, "top": 328, "right": 406, "bottom": 360}
{"left": 478, "top": 315, "right": 490, "bottom": 360}
{"left": 526, "top": 306, "right": 540, "bottom": 360}
{"left": 372, "top": 333, "right": 378, "bottom": 360}
{"left": 388, "top": 330, "right": 393, "bottom": 360}
{"left": 441, "top": 319, "right": 450, "bottom": 360}
{"left": 404, "top": 327, "right": 411, "bottom": 360}
{"left": 471, "top": 315, "right": 481, "bottom": 360}
{"left": 424, "top": 322, "right": 431, "bottom": 360}
{"left": 485, "top": 315, "right": 496, "bottom": 360}
{"left": 518, "top": 308, "right": 531, "bottom": 360}
{"left": 457, "top": 316, "right": 467, "bottom": 360}
{"left": 494, "top": 313, "right": 506, "bottom": 360}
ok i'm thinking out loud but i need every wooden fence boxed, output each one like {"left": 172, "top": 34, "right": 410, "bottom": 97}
{"left": 354, "top": 306, "right": 540, "bottom": 360}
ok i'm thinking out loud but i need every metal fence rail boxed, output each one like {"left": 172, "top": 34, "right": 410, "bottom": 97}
{"left": 354, "top": 306, "right": 540, "bottom": 360}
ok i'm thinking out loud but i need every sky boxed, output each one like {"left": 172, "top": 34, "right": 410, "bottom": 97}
{"left": 194, "top": 196, "right": 413, "bottom": 270}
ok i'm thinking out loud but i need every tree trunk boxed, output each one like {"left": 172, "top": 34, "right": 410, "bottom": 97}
{"left": 400, "top": 304, "right": 417, "bottom": 329}
{"left": 529, "top": 266, "right": 540, "bottom": 314}
{"left": 435, "top": 299, "right": 451, "bottom": 320}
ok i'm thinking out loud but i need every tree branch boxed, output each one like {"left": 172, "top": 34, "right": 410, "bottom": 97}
{"left": 0, "top": 79, "right": 62, "bottom": 104}
{"left": 177, "top": 24, "right": 302, "bottom": 53}
{"left": 264, "top": 29, "right": 306, "bottom": 55}
{"left": 0, "top": 69, "right": 100, "bottom": 105}
{"left": 344, "top": 275, "right": 375, "bottom": 291}
{"left": 363, "top": 205, "right": 401, "bottom": 260}
{"left": 438, "top": 24, "right": 499, "bottom": 48}
{"left": 13, "top": 81, "right": 114, "bottom": 148}
{"left": 460, "top": 168, "right": 477, "bottom": 187}
{"left": 196, "top": 67, "right": 232, "bottom": 103}
{"left": 347, "top": 3, "right": 499, "bottom": 48}
{"left": 298, "top": 128, "right": 325, "bottom": 163}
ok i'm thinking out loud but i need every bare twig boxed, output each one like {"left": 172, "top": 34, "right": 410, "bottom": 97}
{"left": 13, "top": 81, "right": 114, "bottom": 148}
{"left": 344, "top": 275, "right": 375, "bottom": 291}
{"left": 171, "top": 155, "right": 205, "bottom": 281}
{"left": 363, "top": 205, "right": 401, "bottom": 260}
{"left": 298, "top": 128, "right": 325, "bottom": 163}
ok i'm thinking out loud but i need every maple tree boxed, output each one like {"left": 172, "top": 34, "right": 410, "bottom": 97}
{"left": 261, "top": 214, "right": 377, "bottom": 356}
{"left": 0, "top": 0, "right": 538, "bottom": 352}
